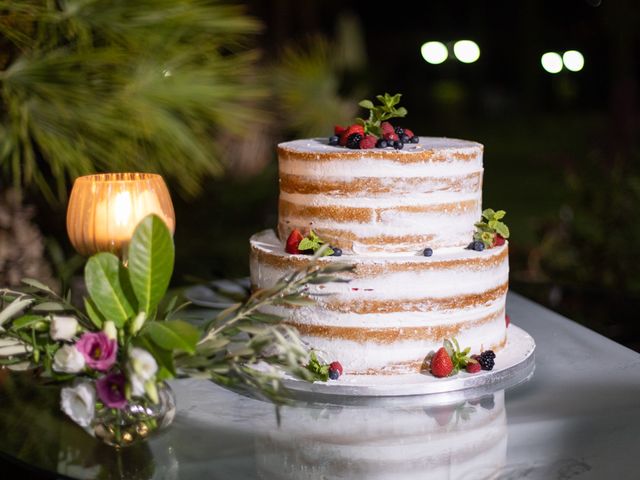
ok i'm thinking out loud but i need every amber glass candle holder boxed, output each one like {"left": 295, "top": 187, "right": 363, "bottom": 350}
{"left": 66, "top": 173, "right": 175, "bottom": 256}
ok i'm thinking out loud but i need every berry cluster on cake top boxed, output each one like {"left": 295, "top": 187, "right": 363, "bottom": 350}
{"left": 328, "top": 93, "right": 420, "bottom": 150}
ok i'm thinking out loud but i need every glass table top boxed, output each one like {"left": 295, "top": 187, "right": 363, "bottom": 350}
{"left": 1, "top": 293, "right": 639, "bottom": 479}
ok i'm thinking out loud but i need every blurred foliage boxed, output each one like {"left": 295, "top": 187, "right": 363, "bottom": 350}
{"left": 534, "top": 153, "right": 640, "bottom": 296}
{"left": 0, "top": 0, "right": 264, "bottom": 202}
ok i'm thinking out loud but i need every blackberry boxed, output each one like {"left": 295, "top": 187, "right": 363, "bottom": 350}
{"left": 400, "top": 134, "right": 410, "bottom": 143}
{"left": 376, "top": 139, "right": 388, "bottom": 148}
{"left": 331, "top": 247, "right": 343, "bottom": 257}
{"left": 394, "top": 141, "right": 404, "bottom": 150}
{"left": 328, "top": 135, "right": 340, "bottom": 146}
{"left": 394, "top": 126, "right": 405, "bottom": 136}
{"left": 411, "top": 136, "right": 420, "bottom": 144}
{"left": 477, "top": 351, "right": 495, "bottom": 370}
{"left": 423, "top": 247, "right": 433, "bottom": 257}
{"left": 346, "top": 133, "right": 362, "bottom": 149}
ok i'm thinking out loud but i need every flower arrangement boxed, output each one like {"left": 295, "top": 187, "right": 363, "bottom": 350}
{"left": 0, "top": 214, "right": 352, "bottom": 447}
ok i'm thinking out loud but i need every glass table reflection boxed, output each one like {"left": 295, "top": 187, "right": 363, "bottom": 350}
{"left": 0, "top": 292, "right": 639, "bottom": 479}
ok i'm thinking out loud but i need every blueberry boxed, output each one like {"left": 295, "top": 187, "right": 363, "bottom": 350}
{"left": 400, "top": 134, "right": 410, "bottom": 143}
{"left": 394, "top": 126, "right": 404, "bottom": 136}
{"left": 329, "top": 135, "right": 339, "bottom": 146}
{"left": 331, "top": 247, "right": 342, "bottom": 257}
{"left": 472, "top": 240, "right": 485, "bottom": 251}
{"left": 376, "top": 139, "right": 388, "bottom": 148}
{"left": 329, "top": 369, "right": 340, "bottom": 380}
{"left": 346, "top": 133, "right": 362, "bottom": 149}
{"left": 411, "top": 136, "right": 420, "bottom": 144}
{"left": 394, "top": 141, "right": 404, "bottom": 150}
{"left": 423, "top": 247, "right": 433, "bottom": 257}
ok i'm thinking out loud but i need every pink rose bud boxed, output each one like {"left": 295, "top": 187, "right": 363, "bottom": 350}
{"left": 75, "top": 332, "right": 117, "bottom": 372}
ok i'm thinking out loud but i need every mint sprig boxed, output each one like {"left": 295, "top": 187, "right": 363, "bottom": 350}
{"left": 305, "top": 351, "right": 330, "bottom": 381}
{"left": 356, "top": 93, "right": 408, "bottom": 136}
{"left": 443, "top": 338, "right": 473, "bottom": 374}
{"left": 297, "top": 230, "right": 334, "bottom": 256}
{"left": 473, "top": 208, "right": 510, "bottom": 248}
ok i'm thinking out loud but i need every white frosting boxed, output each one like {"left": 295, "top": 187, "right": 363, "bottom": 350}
{"left": 250, "top": 230, "right": 508, "bottom": 374}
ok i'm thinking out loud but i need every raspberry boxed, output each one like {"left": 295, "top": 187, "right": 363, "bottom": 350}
{"left": 404, "top": 128, "right": 415, "bottom": 138}
{"left": 384, "top": 132, "right": 399, "bottom": 142}
{"left": 505, "top": 314, "right": 510, "bottom": 327}
{"left": 430, "top": 347, "right": 453, "bottom": 378}
{"left": 285, "top": 229, "right": 304, "bottom": 254}
{"left": 329, "top": 361, "right": 343, "bottom": 375}
{"left": 359, "top": 134, "right": 377, "bottom": 149}
{"left": 380, "top": 121, "right": 394, "bottom": 136}
{"left": 334, "top": 125, "right": 346, "bottom": 136}
{"left": 494, "top": 234, "right": 506, "bottom": 247}
{"left": 466, "top": 362, "right": 481, "bottom": 374}
{"left": 339, "top": 124, "right": 365, "bottom": 146}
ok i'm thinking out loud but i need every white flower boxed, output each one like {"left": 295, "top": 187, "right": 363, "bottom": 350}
{"left": 50, "top": 315, "right": 78, "bottom": 341}
{"left": 129, "top": 372, "right": 146, "bottom": 397}
{"left": 53, "top": 344, "right": 86, "bottom": 373}
{"left": 129, "top": 347, "right": 158, "bottom": 381}
{"left": 60, "top": 380, "right": 95, "bottom": 428}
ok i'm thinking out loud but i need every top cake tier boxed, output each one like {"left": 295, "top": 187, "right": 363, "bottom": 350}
{"left": 277, "top": 137, "right": 484, "bottom": 254}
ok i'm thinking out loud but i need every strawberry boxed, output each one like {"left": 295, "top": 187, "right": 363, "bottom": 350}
{"left": 494, "top": 234, "right": 506, "bottom": 247}
{"left": 466, "top": 362, "right": 481, "bottom": 374}
{"left": 359, "top": 134, "right": 378, "bottom": 149}
{"left": 404, "top": 128, "right": 415, "bottom": 138}
{"left": 380, "top": 121, "right": 395, "bottom": 136}
{"left": 329, "top": 361, "right": 343, "bottom": 376}
{"left": 430, "top": 347, "right": 453, "bottom": 377}
{"left": 383, "top": 132, "right": 399, "bottom": 143}
{"left": 334, "top": 125, "right": 346, "bottom": 136}
{"left": 339, "top": 124, "right": 365, "bottom": 146}
{"left": 505, "top": 314, "right": 510, "bottom": 327}
{"left": 285, "top": 229, "right": 304, "bottom": 254}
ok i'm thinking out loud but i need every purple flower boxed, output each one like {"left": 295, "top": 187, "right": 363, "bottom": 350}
{"left": 96, "top": 373, "right": 127, "bottom": 409}
{"left": 76, "top": 332, "right": 117, "bottom": 372}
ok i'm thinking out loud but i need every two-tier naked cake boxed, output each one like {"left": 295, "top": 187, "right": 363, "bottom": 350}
{"left": 249, "top": 135, "right": 509, "bottom": 376}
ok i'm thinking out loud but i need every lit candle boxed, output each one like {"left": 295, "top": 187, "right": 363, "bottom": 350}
{"left": 67, "top": 173, "right": 175, "bottom": 256}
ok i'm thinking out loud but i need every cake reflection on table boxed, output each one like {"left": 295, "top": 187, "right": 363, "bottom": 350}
{"left": 255, "top": 391, "right": 507, "bottom": 480}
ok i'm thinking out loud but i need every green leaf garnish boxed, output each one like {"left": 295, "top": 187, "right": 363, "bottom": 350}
{"left": 444, "top": 337, "right": 473, "bottom": 374}
{"left": 297, "top": 230, "right": 334, "bottom": 256}
{"left": 356, "top": 92, "right": 408, "bottom": 136}
{"left": 305, "top": 351, "right": 330, "bottom": 381}
{"left": 473, "top": 208, "right": 510, "bottom": 248}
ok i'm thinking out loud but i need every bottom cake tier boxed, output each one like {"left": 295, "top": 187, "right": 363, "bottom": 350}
{"left": 249, "top": 229, "right": 509, "bottom": 375}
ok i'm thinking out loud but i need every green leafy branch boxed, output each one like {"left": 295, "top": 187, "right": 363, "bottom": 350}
{"left": 177, "top": 247, "right": 354, "bottom": 402}
{"left": 474, "top": 208, "right": 510, "bottom": 248}
{"left": 356, "top": 93, "right": 407, "bottom": 136}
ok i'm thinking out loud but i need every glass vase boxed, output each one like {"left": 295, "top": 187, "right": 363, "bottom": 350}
{"left": 90, "top": 381, "right": 176, "bottom": 448}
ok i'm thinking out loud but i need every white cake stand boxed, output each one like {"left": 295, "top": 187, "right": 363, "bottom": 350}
{"left": 280, "top": 324, "right": 535, "bottom": 405}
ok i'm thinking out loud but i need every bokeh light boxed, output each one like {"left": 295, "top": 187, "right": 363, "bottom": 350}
{"left": 563, "top": 50, "right": 585, "bottom": 72}
{"left": 541, "top": 52, "right": 563, "bottom": 74}
{"left": 453, "top": 40, "right": 481, "bottom": 63}
{"left": 421, "top": 41, "right": 448, "bottom": 65}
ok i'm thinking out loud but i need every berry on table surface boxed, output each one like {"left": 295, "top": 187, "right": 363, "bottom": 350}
{"left": 466, "top": 362, "right": 481, "bottom": 374}
{"left": 346, "top": 133, "right": 363, "bottom": 149}
{"left": 423, "top": 247, "right": 433, "bottom": 257}
{"left": 430, "top": 347, "right": 454, "bottom": 377}
{"left": 328, "top": 135, "right": 339, "bottom": 146}
{"left": 359, "top": 134, "right": 378, "bottom": 149}
{"left": 285, "top": 229, "right": 304, "bottom": 254}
